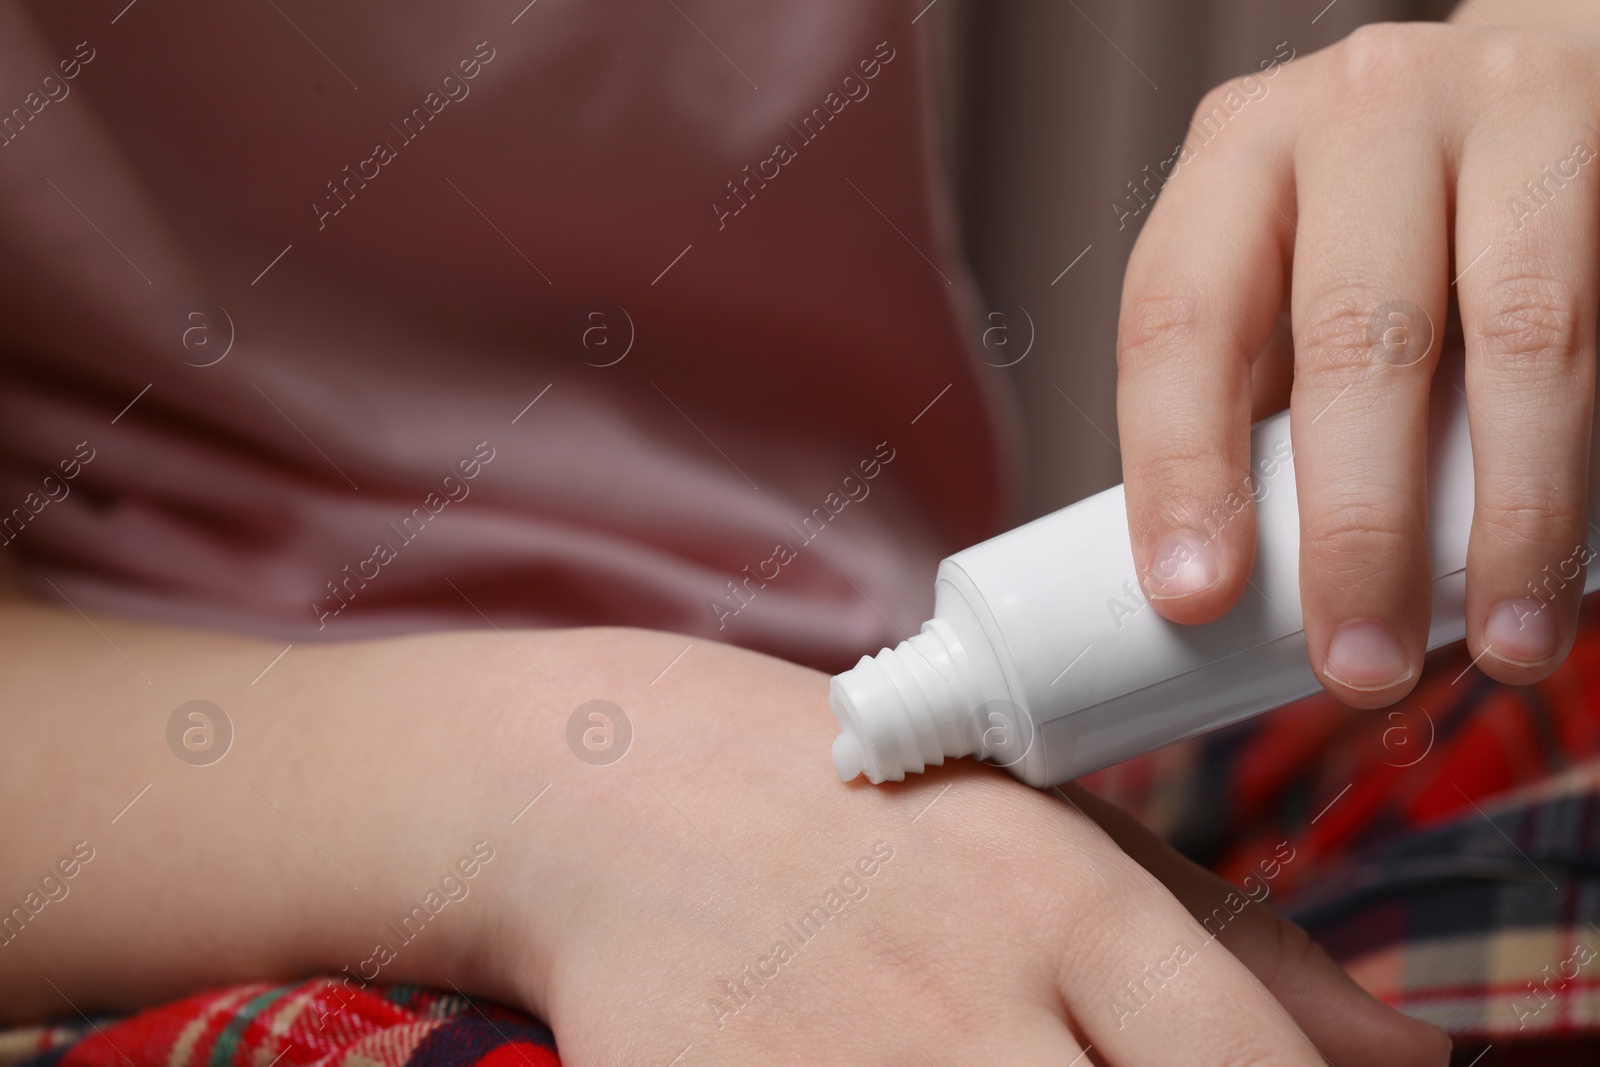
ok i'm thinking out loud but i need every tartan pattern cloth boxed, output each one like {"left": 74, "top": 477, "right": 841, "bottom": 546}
{"left": 13, "top": 599, "right": 1600, "bottom": 1064}
{"left": 1298, "top": 761, "right": 1600, "bottom": 1065}
{"left": 0, "top": 984, "right": 557, "bottom": 1067}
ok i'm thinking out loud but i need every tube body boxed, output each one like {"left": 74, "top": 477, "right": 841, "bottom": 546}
{"left": 829, "top": 370, "right": 1600, "bottom": 788}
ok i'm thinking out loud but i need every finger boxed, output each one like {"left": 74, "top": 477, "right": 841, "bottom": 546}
{"left": 1043, "top": 797, "right": 1329, "bottom": 1065}
{"left": 1116, "top": 87, "right": 1291, "bottom": 625}
{"left": 1061, "top": 784, "right": 1453, "bottom": 1067}
{"left": 1455, "top": 120, "right": 1600, "bottom": 682}
{"left": 1287, "top": 101, "right": 1451, "bottom": 707}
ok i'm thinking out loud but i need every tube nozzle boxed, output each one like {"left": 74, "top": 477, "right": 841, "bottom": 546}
{"left": 828, "top": 623, "right": 981, "bottom": 784}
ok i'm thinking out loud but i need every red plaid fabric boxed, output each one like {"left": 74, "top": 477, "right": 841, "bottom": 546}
{"left": 0, "top": 982, "right": 557, "bottom": 1067}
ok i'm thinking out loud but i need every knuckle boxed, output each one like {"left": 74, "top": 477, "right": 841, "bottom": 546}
{"left": 1300, "top": 503, "right": 1418, "bottom": 580}
{"left": 1188, "top": 84, "right": 1232, "bottom": 132}
{"left": 1187, "top": 82, "right": 1250, "bottom": 141}
{"left": 1049, "top": 866, "right": 1170, "bottom": 980}
{"left": 1475, "top": 492, "right": 1583, "bottom": 549}
{"left": 1185, "top": 70, "right": 1280, "bottom": 155}
{"left": 1484, "top": 36, "right": 1537, "bottom": 86}
{"left": 1131, "top": 440, "right": 1219, "bottom": 490}
{"left": 1186, "top": 479, "right": 1257, "bottom": 542}
{"left": 1475, "top": 270, "right": 1585, "bottom": 370}
{"left": 956, "top": 789, "right": 1125, "bottom": 935}
{"left": 1127, "top": 445, "right": 1246, "bottom": 535}
{"left": 1464, "top": 26, "right": 1556, "bottom": 93}
{"left": 1117, "top": 290, "right": 1206, "bottom": 374}
{"left": 1332, "top": 23, "right": 1423, "bottom": 97}
{"left": 954, "top": 795, "right": 1149, "bottom": 952}
{"left": 1048, "top": 869, "right": 1139, "bottom": 954}
{"left": 1295, "top": 288, "right": 1391, "bottom": 377}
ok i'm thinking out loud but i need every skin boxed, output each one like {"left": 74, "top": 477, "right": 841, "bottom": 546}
{"left": 19, "top": 4, "right": 1599, "bottom": 1062}
{"left": 1119, "top": 1, "right": 1600, "bottom": 709}
{"left": 0, "top": 577, "right": 1449, "bottom": 1065}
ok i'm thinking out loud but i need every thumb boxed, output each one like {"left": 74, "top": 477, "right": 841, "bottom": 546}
{"left": 1056, "top": 783, "right": 1451, "bottom": 1067}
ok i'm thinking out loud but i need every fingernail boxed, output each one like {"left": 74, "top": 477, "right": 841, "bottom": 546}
{"left": 1143, "top": 530, "right": 1220, "bottom": 600}
{"left": 1326, "top": 619, "right": 1413, "bottom": 691}
{"left": 1485, "top": 596, "right": 1559, "bottom": 666}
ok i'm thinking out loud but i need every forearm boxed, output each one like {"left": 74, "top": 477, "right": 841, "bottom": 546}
{"left": 0, "top": 595, "right": 692, "bottom": 1022}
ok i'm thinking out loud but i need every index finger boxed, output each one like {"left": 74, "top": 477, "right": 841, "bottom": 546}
{"left": 1116, "top": 85, "right": 1293, "bottom": 625}
{"left": 1047, "top": 792, "right": 1331, "bottom": 1066}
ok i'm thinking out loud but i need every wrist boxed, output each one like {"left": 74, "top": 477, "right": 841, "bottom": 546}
{"left": 0, "top": 610, "right": 693, "bottom": 1022}
{"left": 355, "top": 626, "right": 698, "bottom": 1016}
{"left": 453, "top": 627, "right": 744, "bottom": 1016}
{"left": 218, "top": 626, "right": 602, "bottom": 1016}
{"left": 483, "top": 633, "right": 839, "bottom": 1022}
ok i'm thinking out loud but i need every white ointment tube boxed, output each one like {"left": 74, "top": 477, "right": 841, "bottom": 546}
{"left": 830, "top": 364, "right": 1600, "bottom": 788}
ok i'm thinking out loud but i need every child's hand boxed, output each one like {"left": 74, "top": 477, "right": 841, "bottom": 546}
{"left": 499, "top": 638, "right": 1448, "bottom": 1066}
{"left": 1116, "top": 14, "right": 1600, "bottom": 708}
{"left": 0, "top": 607, "right": 1444, "bottom": 1063}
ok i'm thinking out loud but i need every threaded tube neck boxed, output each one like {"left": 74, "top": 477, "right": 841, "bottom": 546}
{"left": 829, "top": 621, "right": 980, "bottom": 783}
